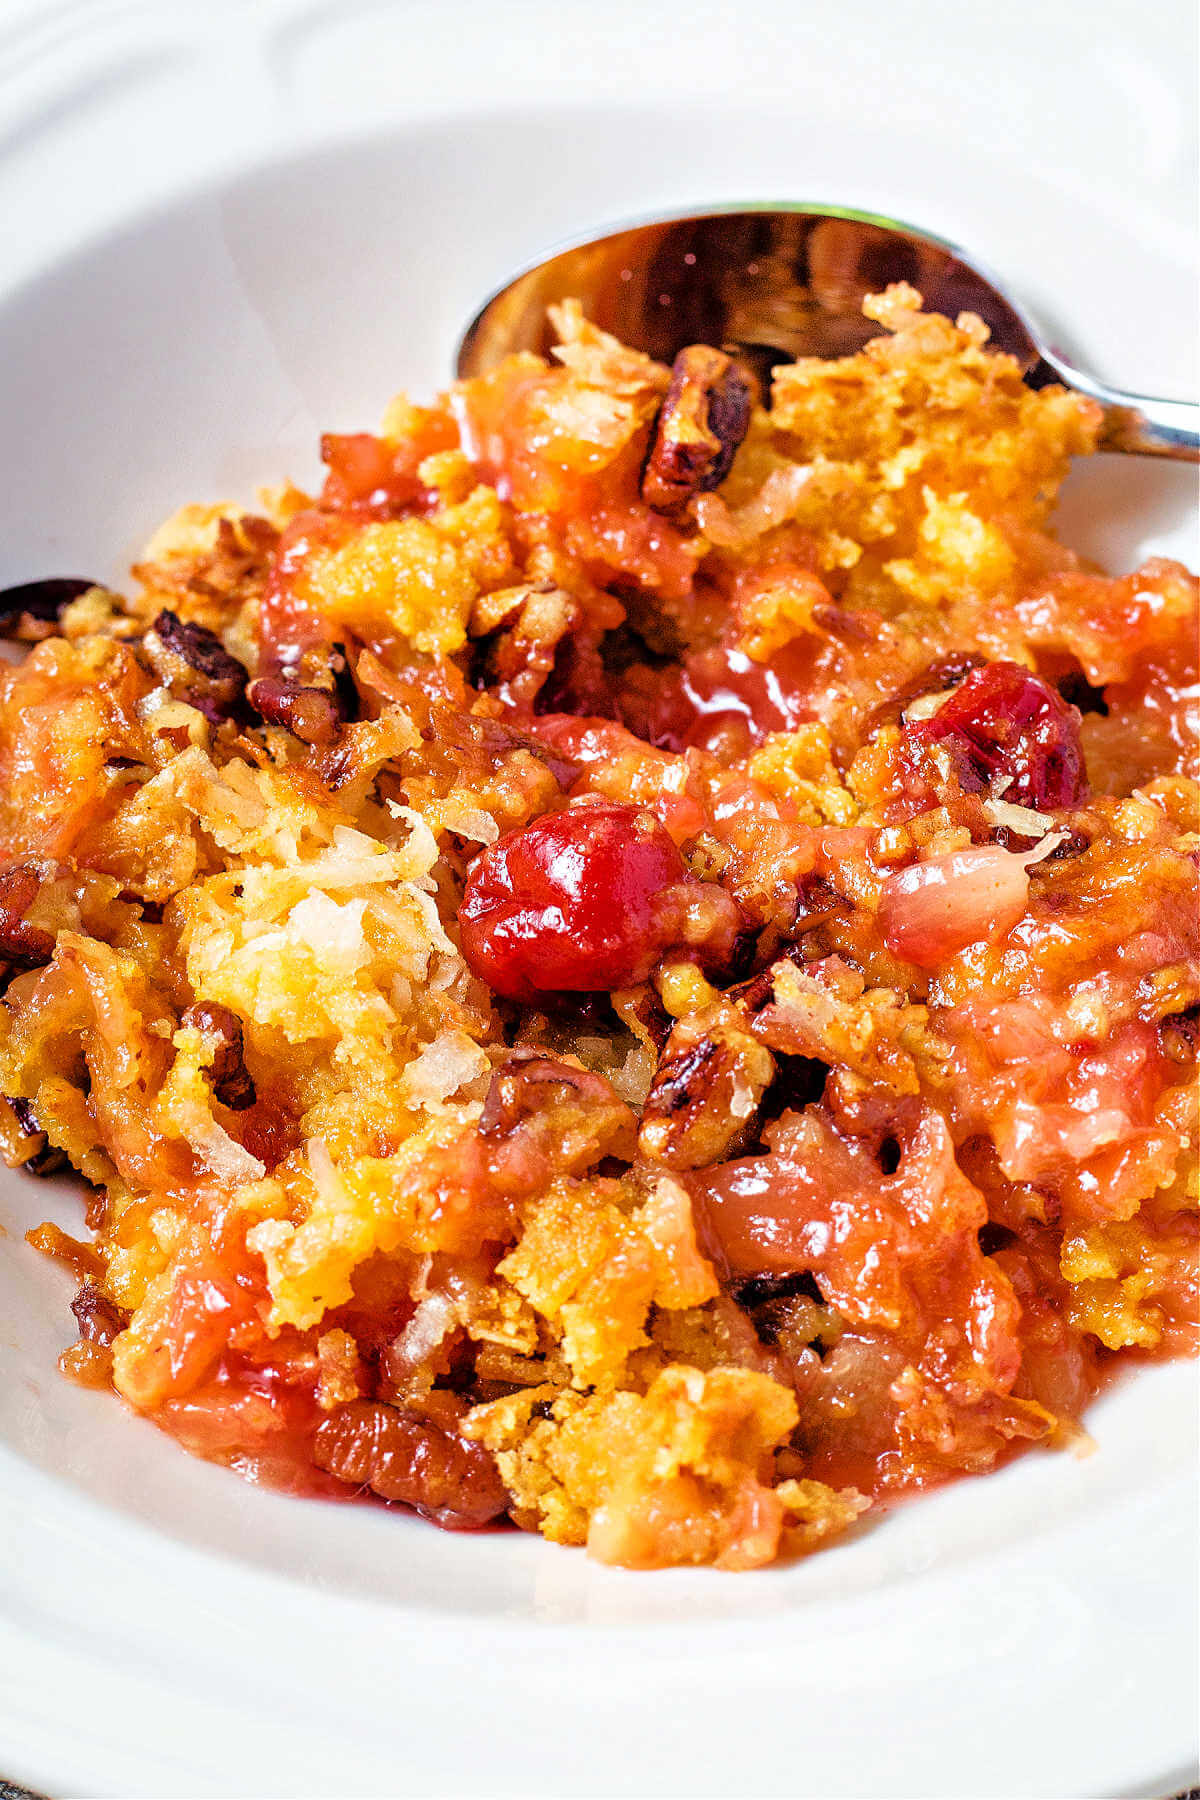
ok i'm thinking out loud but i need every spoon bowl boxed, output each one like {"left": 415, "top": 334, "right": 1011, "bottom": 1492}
{"left": 457, "top": 205, "right": 1198, "bottom": 461}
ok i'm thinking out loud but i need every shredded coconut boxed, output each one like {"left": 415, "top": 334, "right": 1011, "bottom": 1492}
{"left": 286, "top": 891, "right": 370, "bottom": 977}
{"left": 439, "top": 800, "right": 500, "bottom": 845}
{"left": 390, "top": 1292, "right": 459, "bottom": 1372}
{"left": 982, "top": 795, "right": 1056, "bottom": 836}
{"left": 903, "top": 688, "right": 956, "bottom": 723}
{"left": 398, "top": 1030, "right": 490, "bottom": 1106}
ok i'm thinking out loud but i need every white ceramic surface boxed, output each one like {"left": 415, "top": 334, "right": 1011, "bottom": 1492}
{"left": 0, "top": 3, "right": 1196, "bottom": 1796}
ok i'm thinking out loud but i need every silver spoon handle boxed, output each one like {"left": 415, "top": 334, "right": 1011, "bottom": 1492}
{"left": 1036, "top": 349, "right": 1200, "bottom": 461}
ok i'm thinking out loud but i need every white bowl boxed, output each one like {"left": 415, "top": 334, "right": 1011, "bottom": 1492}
{"left": 0, "top": 54, "right": 1196, "bottom": 1800}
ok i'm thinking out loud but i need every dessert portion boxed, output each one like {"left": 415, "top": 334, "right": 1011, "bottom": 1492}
{"left": 1, "top": 286, "right": 1195, "bottom": 1570}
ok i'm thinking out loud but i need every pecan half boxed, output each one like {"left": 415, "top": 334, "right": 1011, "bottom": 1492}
{"left": 0, "top": 866, "right": 54, "bottom": 970}
{"left": 182, "top": 1001, "right": 256, "bottom": 1110}
{"left": 144, "top": 608, "right": 249, "bottom": 724}
{"left": 639, "top": 1006, "right": 775, "bottom": 1169}
{"left": 314, "top": 1398, "right": 508, "bottom": 1529}
{"left": 641, "top": 346, "right": 755, "bottom": 512}
{"left": 247, "top": 675, "right": 343, "bottom": 747}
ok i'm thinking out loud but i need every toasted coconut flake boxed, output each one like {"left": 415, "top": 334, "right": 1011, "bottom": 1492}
{"left": 398, "top": 1030, "right": 490, "bottom": 1106}
{"left": 981, "top": 795, "right": 1056, "bottom": 836}
{"left": 391, "top": 1291, "right": 459, "bottom": 1372}
{"left": 438, "top": 800, "right": 500, "bottom": 845}
{"left": 189, "top": 1120, "right": 265, "bottom": 1184}
{"left": 286, "top": 891, "right": 370, "bottom": 975}
{"left": 903, "top": 687, "right": 955, "bottom": 723}
{"left": 1020, "top": 827, "right": 1070, "bottom": 865}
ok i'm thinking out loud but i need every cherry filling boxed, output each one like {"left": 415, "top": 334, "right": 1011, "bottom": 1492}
{"left": 906, "top": 660, "right": 1088, "bottom": 809}
{"left": 458, "top": 800, "right": 739, "bottom": 1002}
{"left": 620, "top": 637, "right": 818, "bottom": 756}
{"left": 319, "top": 421, "right": 455, "bottom": 518}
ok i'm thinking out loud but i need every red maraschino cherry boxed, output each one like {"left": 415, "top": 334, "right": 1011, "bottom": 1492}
{"left": 459, "top": 800, "right": 738, "bottom": 1002}
{"left": 908, "top": 661, "right": 1088, "bottom": 809}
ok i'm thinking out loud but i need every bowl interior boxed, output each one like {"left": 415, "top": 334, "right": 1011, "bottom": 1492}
{"left": 0, "top": 104, "right": 1195, "bottom": 1629}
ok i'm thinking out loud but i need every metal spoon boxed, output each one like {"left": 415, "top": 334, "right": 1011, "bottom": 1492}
{"left": 457, "top": 204, "right": 1198, "bottom": 461}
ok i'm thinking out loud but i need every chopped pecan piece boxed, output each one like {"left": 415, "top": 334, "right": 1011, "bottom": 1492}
{"left": 314, "top": 1398, "right": 508, "bottom": 1529}
{"left": 639, "top": 1006, "right": 775, "bottom": 1169}
{"left": 182, "top": 1001, "right": 257, "bottom": 1110}
{"left": 144, "top": 608, "right": 249, "bottom": 724}
{"left": 329, "top": 642, "right": 361, "bottom": 724}
{"left": 58, "top": 1341, "right": 116, "bottom": 1389}
{"left": 1160, "top": 1005, "right": 1199, "bottom": 1064}
{"left": 247, "top": 675, "right": 343, "bottom": 747}
{"left": 724, "top": 945, "right": 805, "bottom": 1018}
{"left": 469, "top": 581, "right": 579, "bottom": 707}
{"left": 612, "top": 984, "right": 672, "bottom": 1052}
{"left": 206, "top": 514, "right": 280, "bottom": 589}
{"left": 641, "top": 346, "right": 755, "bottom": 512}
{"left": 70, "top": 1279, "right": 128, "bottom": 1346}
{"left": 433, "top": 709, "right": 581, "bottom": 795}
{"left": 0, "top": 866, "right": 55, "bottom": 970}
{"left": 480, "top": 1050, "right": 637, "bottom": 1168}
{"left": 749, "top": 956, "right": 922, "bottom": 1095}
{"left": 4, "top": 1094, "right": 68, "bottom": 1176}
{"left": 732, "top": 1270, "right": 843, "bottom": 1357}
{"left": 481, "top": 1051, "right": 589, "bottom": 1135}
{"left": 0, "top": 577, "right": 95, "bottom": 637}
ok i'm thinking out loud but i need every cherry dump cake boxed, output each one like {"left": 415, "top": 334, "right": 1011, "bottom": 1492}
{"left": 2, "top": 285, "right": 1195, "bottom": 1569}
